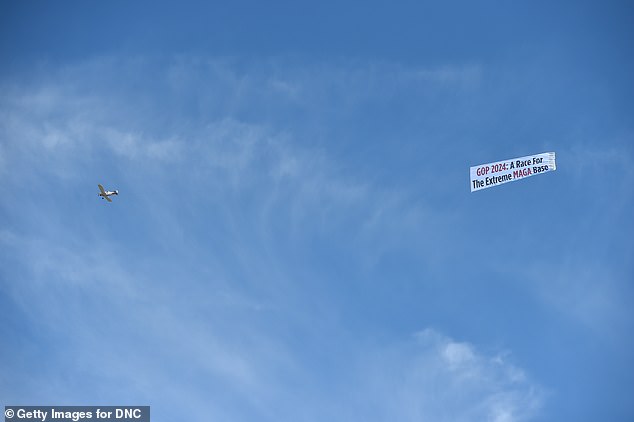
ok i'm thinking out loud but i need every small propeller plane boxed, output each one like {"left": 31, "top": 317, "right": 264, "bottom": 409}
{"left": 98, "top": 184, "right": 119, "bottom": 202}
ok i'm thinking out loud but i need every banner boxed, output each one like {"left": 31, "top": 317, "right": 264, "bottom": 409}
{"left": 470, "top": 152, "right": 556, "bottom": 192}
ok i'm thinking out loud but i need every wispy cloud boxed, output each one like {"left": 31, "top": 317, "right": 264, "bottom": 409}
{"left": 1, "top": 221, "right": 545, "bottom": 420}
{"left": 502, "top": 144, "right": 634, "bottom": 335}
{"left": 0, "top": 55, "right": 551, "bottom": 421}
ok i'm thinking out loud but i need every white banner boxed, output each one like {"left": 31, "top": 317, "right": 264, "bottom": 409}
{"left": 470, "top": 152, "right": 556, "bottom": 192}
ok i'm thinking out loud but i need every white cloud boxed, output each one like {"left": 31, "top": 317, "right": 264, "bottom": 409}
{"left": 352, "top": 329, "right": 544, "bottom": 422}
{"left": 443, "top": 340, "right": 476, "bottom": 369}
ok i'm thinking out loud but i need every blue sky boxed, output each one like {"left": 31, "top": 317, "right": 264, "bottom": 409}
{"left": 1, "top": 1, "right": 633, "bottom": 421}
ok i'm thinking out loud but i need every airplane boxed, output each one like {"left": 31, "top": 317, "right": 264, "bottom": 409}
{"left": 98, "top": 184, "right": 119, "bottom": 202}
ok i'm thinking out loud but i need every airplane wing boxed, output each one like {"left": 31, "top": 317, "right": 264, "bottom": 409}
{"left": 104, "top": 195, "right": 112, "bottom": 202}
{"left": 98, "top": 184, "right": 107, "bottom": 195}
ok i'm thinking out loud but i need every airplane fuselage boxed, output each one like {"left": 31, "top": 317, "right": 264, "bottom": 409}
{"left": 98, "top": 185, "right": 118, "bottom": 202}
